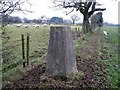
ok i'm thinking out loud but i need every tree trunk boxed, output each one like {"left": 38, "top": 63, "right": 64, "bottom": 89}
{"left": 73, "top": 20, "right": 75, "bottom": 25}
{"left": 82, "top": 14, "right": 92, "bottom": 34}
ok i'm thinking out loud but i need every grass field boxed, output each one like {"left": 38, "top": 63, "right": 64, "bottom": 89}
{"left": 1, "top": 25, "right": 119, "bottom": 88}
{"left": 1, "top": 25, "right": 50, "bottom": 87}
{"left": 100, "top": 26, "right": 119, "bottom": 88}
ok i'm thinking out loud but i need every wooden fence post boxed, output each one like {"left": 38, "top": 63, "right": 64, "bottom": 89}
{"left": 22, "top": 34, "right": 25, "bottom": 68}
{"left": 26, "top": 33, "right": 29, "bottom": 65}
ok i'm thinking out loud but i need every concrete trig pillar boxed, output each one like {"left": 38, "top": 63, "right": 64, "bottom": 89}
{"left": 46, "top": 26, "right": 78, "bottom": 76}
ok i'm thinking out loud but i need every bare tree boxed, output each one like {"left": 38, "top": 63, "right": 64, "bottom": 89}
{"left": 71, "top": 14, "right": 80, "bottom": 25}
{"left": 39, "top": 15, "right": 46, "bottom": 24}
{"left": 52, "top": 0, "right": 106, "bottom": 33}
{"left": 0, "top": 0, "right": 32, "bottom": 27}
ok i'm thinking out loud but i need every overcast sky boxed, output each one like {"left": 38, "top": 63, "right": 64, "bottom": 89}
{"left": 11, "top": 0, "right": 119, "bottom": 24}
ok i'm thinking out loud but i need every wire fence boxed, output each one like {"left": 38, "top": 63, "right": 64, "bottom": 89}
{"left": 2, "top": 31, "right": 49, "bottom": 73}
{"left": 2, "top": 34, "right": 31, "bottom": 73}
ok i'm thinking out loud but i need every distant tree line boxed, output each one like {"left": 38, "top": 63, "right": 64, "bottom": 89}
{"left": 0, "top": 13, "right": 106, "bottom": 27}
{"left": 0, "top": 15, "right": 74, "bottom": 25}
{"left": 50, "top": 17, "right": 63, "bottom": 24}
{"left": 7, "top": 16, "right": 22, "bottom": 23}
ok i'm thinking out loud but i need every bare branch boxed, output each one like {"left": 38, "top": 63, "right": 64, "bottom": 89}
{"left": 91, "top": 2, "right": 96, "bottom": 11}
{"left": 66, "top": 8, "right": 74, "bottom": 15}
{"left": 86, "top": 2, "right": 92, "bottom": 11}
{"left": 88, "top": 8, "right": 106, "bottom": 17}
{"left": 0, "top": 0, "right": 32, "bottom": 15}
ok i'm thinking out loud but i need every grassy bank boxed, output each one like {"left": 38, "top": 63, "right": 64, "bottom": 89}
{"left": 100, "top": 26, "right": 119, "bottom": 88}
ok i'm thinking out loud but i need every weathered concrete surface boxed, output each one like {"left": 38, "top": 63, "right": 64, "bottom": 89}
{"left": 0, "top": 28, "right": 2, "bottom": 89}
{"left": 46, "top": 26, "right": 78, "bottom": 76}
